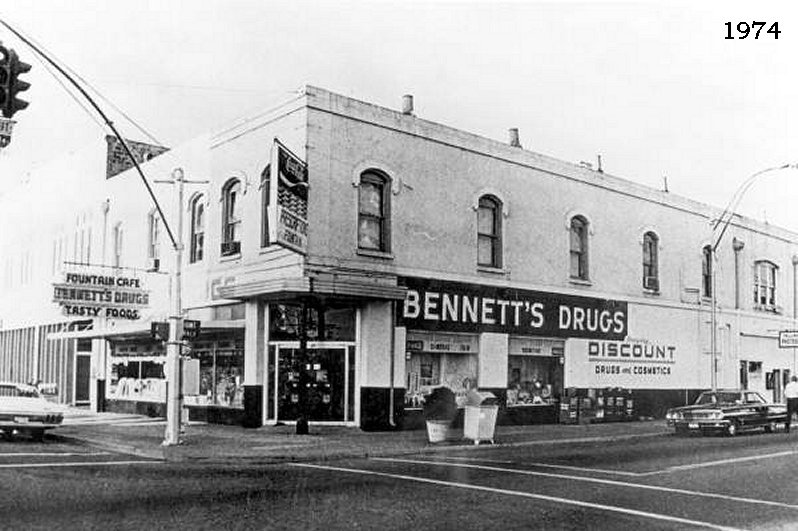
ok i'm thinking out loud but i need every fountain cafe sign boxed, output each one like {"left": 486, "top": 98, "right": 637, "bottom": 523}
{"left": 52, "top": 272, "right": 150, "bottom": 320}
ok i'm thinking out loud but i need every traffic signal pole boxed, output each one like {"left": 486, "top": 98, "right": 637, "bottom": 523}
{"left": 155, "top": 169, "right": 207, "bottom": 445}
{"left": 163, "top": 169, "right": 185, "bottom": 445}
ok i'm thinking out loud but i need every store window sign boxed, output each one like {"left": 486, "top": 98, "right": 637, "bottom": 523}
{"left": 399, "top": 277, "right": 628, "bottom": 340}
{"left": 566, "top": 339, "right": 697, "bottom": 389}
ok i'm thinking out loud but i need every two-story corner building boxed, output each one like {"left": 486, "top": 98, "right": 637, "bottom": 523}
{"left": 2, "top": 85, "right": 798, "bottom": 430}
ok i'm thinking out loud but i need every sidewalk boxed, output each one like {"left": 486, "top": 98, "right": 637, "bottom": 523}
{"left": 52, "top": 419, "right": 670, "bottom": 464}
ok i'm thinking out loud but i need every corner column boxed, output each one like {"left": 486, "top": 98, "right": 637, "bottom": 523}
{"left": 242, "top": 300, "right": 265, "bottom": 427}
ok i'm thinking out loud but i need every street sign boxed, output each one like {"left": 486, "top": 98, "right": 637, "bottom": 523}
{"left": 778, "top": 330, "right": 798, "bottom": 348}
{"left": 0, "top": 117, "right": 15, "bottom": 148}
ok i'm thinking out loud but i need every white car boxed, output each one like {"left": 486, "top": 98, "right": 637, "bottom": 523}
{"left": 0, "top": 382, "right": 64, "bottom": 441}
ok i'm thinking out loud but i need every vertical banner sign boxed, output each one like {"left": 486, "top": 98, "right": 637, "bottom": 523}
{"left": 268, "top": 139, "right": 308, "bottom": 254}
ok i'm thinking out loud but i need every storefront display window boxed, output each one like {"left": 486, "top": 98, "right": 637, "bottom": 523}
{"left": 506, "top": 337, "right": 564, "bottom": 407}
{"left": 404, "top": 332, "right": 478, "bottom": 409}
{"left": 107, "top": 342, "right": 166, "bottom": 402}
{"left": 187, "top": 338, "right": 244, "bottom": 408}
{"left": 108, "top": 358, "right": 166, "bottom": 402}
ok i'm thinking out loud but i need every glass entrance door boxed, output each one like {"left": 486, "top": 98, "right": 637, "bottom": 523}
{"left": 274, "top": 344, "right": 353, "bottom": 422}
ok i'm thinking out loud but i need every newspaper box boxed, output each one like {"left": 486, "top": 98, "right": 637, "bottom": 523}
{"left": 463, "top": 391, "right": 499, "bottom": 445}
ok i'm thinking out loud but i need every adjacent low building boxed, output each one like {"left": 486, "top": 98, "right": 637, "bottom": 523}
{"left": 1, "top": 86, "right": 797, "bottom": 430}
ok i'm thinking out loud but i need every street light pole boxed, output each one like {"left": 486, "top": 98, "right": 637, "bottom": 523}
{"left": 710, "top": 164, "right": 798, "bottom": 392}
{"left": 710, "top": 249, "right": 718, "bottom": 391}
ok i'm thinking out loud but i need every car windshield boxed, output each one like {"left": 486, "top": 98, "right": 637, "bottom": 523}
{"left": 0, "top": 385, "right": 38, "bottom": 398}
{"left": 694, "top": 392, "right": 740, "bottom": 405}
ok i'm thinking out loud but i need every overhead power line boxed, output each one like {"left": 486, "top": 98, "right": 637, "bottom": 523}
{"left": 8, "top": 23, "right": 164, "bottom": 146}
{"left": 0, "top": 16, "right": 177, "bottom": 249}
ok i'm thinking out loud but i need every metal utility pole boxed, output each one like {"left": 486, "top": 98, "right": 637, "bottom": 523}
{"left": 156, "top": 169, "right": 207, "bottom": 445}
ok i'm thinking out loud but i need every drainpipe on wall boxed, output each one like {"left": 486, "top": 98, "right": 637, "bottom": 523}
{"left": 731, "top": 238, "right": 745, "bottom": 391}
{"left": 388, "top": 301, "right": 396, "bottom": 428}
{"left": 732, "top": 237, "right": 745, "bottom": 310}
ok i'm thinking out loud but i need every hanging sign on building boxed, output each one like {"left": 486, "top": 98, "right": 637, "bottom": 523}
{"left": 105, "top": 135, "right": 169, "bottom": 179}
{"left": 398, "top": 277, "right": 628, "bottom": 340}
{"left": 779, "top": 330, "right": 798, "bottom": 348}
{"left": 267, "top": 139, "right": 308, "bottom": 254}
{"left": 565, "top": 338, "right": 698, "bottom": 389}
{"left": 0, "top": 118, "right": 15, "bottom": 149}
{"left": 52, "top": 272, "right": 150, "bottom": 320}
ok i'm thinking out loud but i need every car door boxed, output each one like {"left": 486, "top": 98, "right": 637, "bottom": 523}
{"left": 744, "top": 392, "right": 768, "bottom": 426}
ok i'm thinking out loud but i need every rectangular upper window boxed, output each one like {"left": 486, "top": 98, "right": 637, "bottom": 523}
{"left": 753, "top": 260, "right": 777, "bottom": 310}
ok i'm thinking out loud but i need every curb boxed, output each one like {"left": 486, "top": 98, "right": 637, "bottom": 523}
{"left": 51, "top": 434, "right": 166, "bottom": 461}
{"left": 51, "top": 428, "right": 669, "bottom": 465}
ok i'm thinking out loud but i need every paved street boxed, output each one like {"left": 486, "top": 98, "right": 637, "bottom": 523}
{"left": 2, "top": 426, "right": 797, "bottom": 530}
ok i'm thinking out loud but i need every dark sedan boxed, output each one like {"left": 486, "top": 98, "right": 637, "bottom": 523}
{"left": 666, "top": 389, "right": 787, "bottom": 436}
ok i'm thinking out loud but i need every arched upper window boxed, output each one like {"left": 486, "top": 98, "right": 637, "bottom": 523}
{"left": 569, "top": 216, "right": 589, "bottom": 280}
{"left": 754, "top": 260, "right": 778, "bottom": 309}
{"left": 642, "top": 231, "right": 659, "bottom": 291}
{"left": 702, "top": 245, "right": 713, "bottom": 298}
{"left": 189, "top": 195, "right": 205, "bottom": 264}
{"left": 221, "top": 179, "right": 242, "bottom": 256}
{"left": 477, "top": 195, "right": 502, "bottom": 268}
{"left": 358, "top": 171, "right": 391, "bottom": 252}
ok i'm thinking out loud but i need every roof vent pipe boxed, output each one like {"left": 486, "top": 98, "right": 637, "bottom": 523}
{"left": 509, "top": 128, "right": 522, "bottom": 148}
{"left": 402, "top": 94, "right": 414, "bottom": 115}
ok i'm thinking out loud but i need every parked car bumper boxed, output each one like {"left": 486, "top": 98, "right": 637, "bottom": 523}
{"left": 668, "top": 419, "right": 731, "bottom": 433}
{"left": 0, "top": 413, "right": 63, "bottom": 431}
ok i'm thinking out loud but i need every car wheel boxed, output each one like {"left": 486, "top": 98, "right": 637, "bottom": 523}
{"left": 726, "top": 421, "right": 739, "bottom": 437}
{"left": 30, "top": 429, "right": 45, "bottom": 442}
{"left": 764, "top": 421, "right": 776, "bottom": 433}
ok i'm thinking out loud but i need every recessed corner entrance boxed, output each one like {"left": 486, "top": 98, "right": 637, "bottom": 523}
{"left": 266, "top": 342, "right": 356, "bottom": 425}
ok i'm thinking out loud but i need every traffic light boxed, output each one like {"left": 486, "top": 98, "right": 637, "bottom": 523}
{"left": 0, "top": 45, "right": 9, "bottom": 112}
{"left": 0, "top": 46, "right": 31, "bottom": 119}
{"left": 182, "top": 319, "right": 201, "bottom": 340}
{"left": 151, "top": 321, "right": 170, "bottom": 342}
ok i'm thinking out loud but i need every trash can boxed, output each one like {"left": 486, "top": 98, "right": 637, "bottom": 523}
{"left": 463, "top": 391, "right": 499, "bottom": 445}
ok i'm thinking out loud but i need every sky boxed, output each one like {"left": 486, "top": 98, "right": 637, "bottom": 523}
{"left": 1, "top": 0, "right": 798, "bottom": 230}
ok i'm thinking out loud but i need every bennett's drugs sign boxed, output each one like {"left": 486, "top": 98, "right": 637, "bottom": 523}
{"left": 52, "top": 272, "right": 150, "bottom": 320}
{"left": 398, "top": 277, "right": 628, "bottom": 340}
